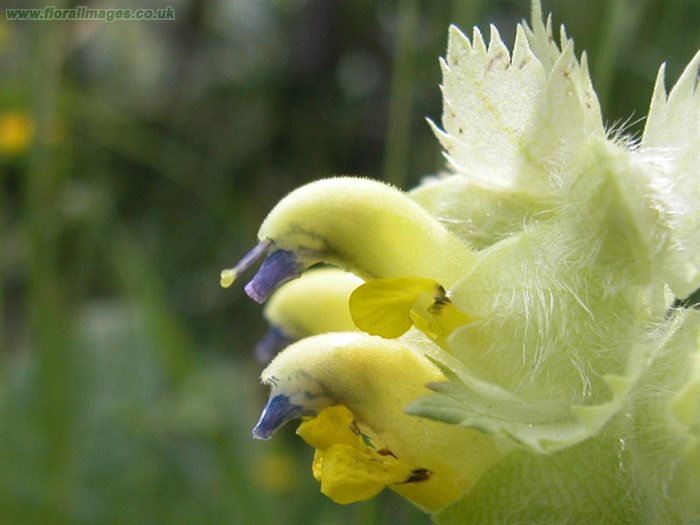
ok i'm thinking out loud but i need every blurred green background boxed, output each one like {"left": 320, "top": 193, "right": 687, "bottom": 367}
{"left": 0, "top": 0, "right": 697, "bottom": 524}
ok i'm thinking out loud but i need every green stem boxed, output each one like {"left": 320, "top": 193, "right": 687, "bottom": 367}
{"left": 0, "top": 173, "right": 5, "bottom": 357}
{"left": 76, "top": 179, "right": 196, "bottom": 384}
{"left": 103, "top": 224, "right": 196, "bottom": 383}
{"left": 383, "top": 0, "right": 419, "bottom": 188}
{"left": 25, "top": 16, "right": 73, "bottom": 525}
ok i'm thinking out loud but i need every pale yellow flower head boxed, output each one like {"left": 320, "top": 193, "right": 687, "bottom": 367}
{"left": 222, "top": 1, "right": 700, "bottom": 521}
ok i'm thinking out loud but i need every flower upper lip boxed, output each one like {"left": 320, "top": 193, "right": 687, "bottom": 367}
{"left": 220, "top": 177, "right": 478, "bottom": 306}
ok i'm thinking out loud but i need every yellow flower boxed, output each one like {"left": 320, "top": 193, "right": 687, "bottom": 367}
{"left": 254, "top": 268, "right": 362, "bottom": 362}
{"left": 0, "top": 111, "right": 34, "bottom": 154}
{"left": 251, "top": 332, "right": 502, "bottom": 512}
{"left": 254, "top": 450, "right": 297, "bottom": 493}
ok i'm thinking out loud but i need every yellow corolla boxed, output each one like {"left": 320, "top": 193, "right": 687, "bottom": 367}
{"left": 220, "top": 176, "right": 476, "bottom": 303}
{"left": 254, "top": 268, "right": 363, "bottom": 361}
{"left": 252, "top": 332, "right": 502, "bottom": 512}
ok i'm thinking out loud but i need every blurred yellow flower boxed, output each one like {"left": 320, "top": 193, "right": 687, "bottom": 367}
{"left": 254, "top": 450, "right": 297, "bottom": 493}
{"left": 0, "top": 111, "right": 34, "bottom": 155}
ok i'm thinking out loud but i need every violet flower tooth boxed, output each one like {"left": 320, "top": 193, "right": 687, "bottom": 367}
{"left": 244, "top": 249, "right": 303, "bottom": 304}
{"left": 252, "top": 394, "right": 306, "bottom": 440}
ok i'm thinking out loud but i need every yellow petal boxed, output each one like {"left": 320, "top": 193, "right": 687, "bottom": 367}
{"left": 318, "top": 444, "right": 416, "bottom": 505}
{"left": 349, "top": 277, "right": 474, "bottom": 340}
{"left": 311, "top": 449, "right": 323, "bottom": 481}
{"left": 299, "top": 406, "right": 429, "bottom": 505}
{"left": 349, "top": 277, "right": 441, "bottom": 337}
{"left": 297, "top": 405, "right": 363, "bottom": 450}
{"left": 409, "top": 292, "right": 476, "bottom": 341}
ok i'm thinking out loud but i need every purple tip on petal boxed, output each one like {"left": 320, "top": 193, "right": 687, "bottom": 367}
{"left": 255, "top": 327, "right": 297, "bottom": 363}
{"left": 252, "top": 394, "right": 305, "bottom": 440}
{"left": 245, "top": 249, "right": 303, "bottom": 303}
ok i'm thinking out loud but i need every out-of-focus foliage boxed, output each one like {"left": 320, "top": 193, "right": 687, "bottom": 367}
{"left": 0, "top": 1, "right": 697, "bottom": 524}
